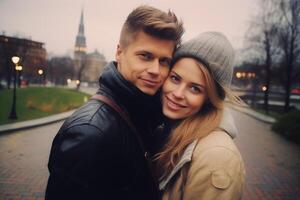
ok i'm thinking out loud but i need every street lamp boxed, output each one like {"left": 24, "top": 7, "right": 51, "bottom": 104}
{"left": 38, "top": 69, "right": 43, "bottom": 75}
{"left": 9, "top": 56, "right": 20, "bottom": 119}
{"left": 12, "top": 56, "right": 20, "bottom": 64}
{"left": 38, "top": 69, "right": 44, "bottom": 85}
{"left": 16, "top": 65, "right": 23, "bottom": 87}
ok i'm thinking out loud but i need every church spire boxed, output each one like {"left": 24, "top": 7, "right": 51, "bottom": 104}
{"left": 74, "top": 7, "right": 86, "bottom": 53}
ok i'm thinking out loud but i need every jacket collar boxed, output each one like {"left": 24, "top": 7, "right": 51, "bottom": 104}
{"left": 159, "top": 107, "right": 237, "bottom": 190}
{"left": 159, "top": 140, "right": 197, "bottom": 190}
{"left": 98, "top": 61, "right": 161, "bottom": 114}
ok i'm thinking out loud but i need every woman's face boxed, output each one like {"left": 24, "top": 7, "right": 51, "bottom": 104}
{"left": 162, "top": 58, "right": 207, "bottom": 120}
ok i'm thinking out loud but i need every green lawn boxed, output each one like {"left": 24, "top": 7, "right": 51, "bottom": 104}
{"left": 0, "top": 87, "right": 90, "bottom": 125}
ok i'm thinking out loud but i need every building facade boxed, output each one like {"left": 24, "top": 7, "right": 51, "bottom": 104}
{"left": 0, "top": 35, "right": 47, "bottom": 87}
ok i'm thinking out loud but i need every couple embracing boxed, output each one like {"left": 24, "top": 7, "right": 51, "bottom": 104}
{"left": 46, "top": 5, "right": 245, "bottom": 200}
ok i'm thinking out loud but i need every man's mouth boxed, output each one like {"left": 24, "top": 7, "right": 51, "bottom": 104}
{"left": 140, "top": 78, "right": 160, "bottom": 87}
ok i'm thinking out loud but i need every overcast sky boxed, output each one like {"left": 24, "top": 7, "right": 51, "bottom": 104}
{"left": 0, "top": 0, "right": 258, "bottom": 61}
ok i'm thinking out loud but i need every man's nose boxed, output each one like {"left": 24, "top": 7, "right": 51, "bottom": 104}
{"left": 146, "top": 60, "right": 160, "bottom": 75}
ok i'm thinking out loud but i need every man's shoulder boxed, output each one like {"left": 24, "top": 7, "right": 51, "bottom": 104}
{"left": 61, "top": 99, "right": 126, "bottom": 134}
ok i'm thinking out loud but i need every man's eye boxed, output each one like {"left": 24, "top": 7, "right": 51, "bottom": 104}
{"left": 159, "top": 58, "right": 171, "bottom": 67}
{"left": 139, "top": 53, "right": 152, "bottom": 60}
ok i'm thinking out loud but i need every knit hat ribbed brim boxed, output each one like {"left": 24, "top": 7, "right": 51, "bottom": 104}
{"left": 173, "top": 31, "right": 235, "bottom": 88}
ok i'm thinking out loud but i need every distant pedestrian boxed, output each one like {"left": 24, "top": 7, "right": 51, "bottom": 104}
{"left": 45, "top": 5, "right": 184, "bottom": 200}
{"left": 156, "top": 31, "right": 245, "bottom": 200}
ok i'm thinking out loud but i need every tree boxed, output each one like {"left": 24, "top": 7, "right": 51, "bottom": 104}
{"left": 75, "top": 55, "right": 91, "bottom": 90}
{"left": 276, "top": 0, "right": 300, "bottom": 111}
{"left": 244, "top": 0, "right": 279, "bottom": 114}
{"left": 47, "top": 56, "right": 75, "bottom": 85}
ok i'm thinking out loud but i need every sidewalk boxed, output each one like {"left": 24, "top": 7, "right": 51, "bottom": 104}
{"left": 229, "top": 104, "right": 276, "bottom": 124}
{"left": 0, "top": 110, "right": 75, "bottom": 133}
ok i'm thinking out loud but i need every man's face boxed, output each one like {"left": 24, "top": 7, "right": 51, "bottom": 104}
{"left": 116, "top": 31, "right": 175, "bottom": 95}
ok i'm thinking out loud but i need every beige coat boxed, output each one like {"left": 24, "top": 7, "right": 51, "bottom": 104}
{"left": 160, "top": 108, "right": 245, "bottom": 200}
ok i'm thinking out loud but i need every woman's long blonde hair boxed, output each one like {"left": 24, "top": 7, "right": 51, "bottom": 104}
{"left": 155, "top": 60, "right": 230, "bottom": 180}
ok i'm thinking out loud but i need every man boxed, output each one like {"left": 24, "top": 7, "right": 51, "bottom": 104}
{"left": 45, "top": 5, "right": 184, "bottom": 200}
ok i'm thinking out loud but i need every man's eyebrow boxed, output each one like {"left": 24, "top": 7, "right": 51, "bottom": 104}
{"left": 136, "top": 50, "right": 152, "bottom": 55}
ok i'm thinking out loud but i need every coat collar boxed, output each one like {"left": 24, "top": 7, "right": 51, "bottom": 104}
{"left": 98, "top": 61, "right": 161, "bottom": 115}
{"left": 159, "top": 140, "right": 198, "bottom": 190}
{"left": 98, "top": 61, "right": 163, "bottom": 153}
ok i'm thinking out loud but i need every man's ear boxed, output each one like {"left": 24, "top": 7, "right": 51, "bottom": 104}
{"left": 115, "top": 44, "right": 122, "bottom": 62}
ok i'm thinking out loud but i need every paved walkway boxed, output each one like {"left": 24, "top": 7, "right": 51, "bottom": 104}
{"left": 0, "top": 100, "right": 299, "bottom": 199}
{"left": 0, "top": 122, "right": 62, "bottom": 200}
{"left": 232, "top": 109, "right": 300, "bottom": 200}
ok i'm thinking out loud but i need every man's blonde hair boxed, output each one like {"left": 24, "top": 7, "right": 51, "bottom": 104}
{"left": 119, "top": 5, "right": 184, "bottom": 48}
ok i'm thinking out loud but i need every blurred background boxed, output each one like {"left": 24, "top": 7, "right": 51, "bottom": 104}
{"left": 0, "top": 0, "right": 299, "bottom": 199}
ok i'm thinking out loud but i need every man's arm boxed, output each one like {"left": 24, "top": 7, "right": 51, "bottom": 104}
{"left": 46, "top": 124, "right": 118, "bottom": 200}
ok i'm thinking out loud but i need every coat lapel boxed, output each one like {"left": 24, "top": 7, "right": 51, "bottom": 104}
{"left": 159, "top": 140, "right": 198, "bottom": 190}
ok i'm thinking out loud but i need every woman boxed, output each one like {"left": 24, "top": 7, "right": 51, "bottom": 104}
{"left": 156, "top": 32, "right": 245, "bottom": 200}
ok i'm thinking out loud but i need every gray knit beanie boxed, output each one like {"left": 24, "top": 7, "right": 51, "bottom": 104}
{"left": 173, "top": 31, "right": 235, "bottom": 88}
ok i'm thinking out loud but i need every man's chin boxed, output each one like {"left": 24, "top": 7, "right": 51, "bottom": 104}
{"left": 138, "top": 86, "right": 158, "bottom": 96}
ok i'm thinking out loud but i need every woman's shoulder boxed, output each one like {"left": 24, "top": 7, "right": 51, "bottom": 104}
{"left": 185, "top": 131, "right": 245, "bottom": 198}
{"left": 196, "top": 129, "right": 240, "bottom": 154}
{"left": 192, "top": 130, "right": 243, "bottom": 167}
{"left": 189, "top": 130, "right": 245, "bottom": 188}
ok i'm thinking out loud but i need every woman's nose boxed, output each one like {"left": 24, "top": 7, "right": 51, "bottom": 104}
{"left": 172, "top": 85, "right": 185, "bottom": 99}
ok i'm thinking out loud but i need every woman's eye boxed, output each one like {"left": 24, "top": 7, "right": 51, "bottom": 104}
{"left": 190, "top": 86, "right": 201, "bottom": 94}
{"left": 170, "top": 75, "right": 180, "bottom": 83}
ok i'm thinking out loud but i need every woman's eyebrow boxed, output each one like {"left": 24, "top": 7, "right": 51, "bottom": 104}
{"left": 191, "top": 82, "right": 205, "bottom": 89}
{"left": 171, "top": 71, "right": 181, "bottom": 78}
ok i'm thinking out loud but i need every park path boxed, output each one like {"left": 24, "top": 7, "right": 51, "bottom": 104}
{"left": 232, "top": 109, "right": 300, "bottom": 200}
{"left": 0, "top": 122, "right": 62, "bottom": 200}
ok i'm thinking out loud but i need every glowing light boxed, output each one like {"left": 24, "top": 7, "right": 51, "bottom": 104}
{"left": 38, "top": 69, "right": 44, "bottom": 75}
{"left": 262, "top": 86, "right": 267, "bottom": 92}
{"left": 236, "top": 72, "right": 242, "bottom": 78}
{"left": 11, "top": 56, "right": 20, "bottom": 64}
{"left": 15, "top": 65, "right": 23, "bottom": 71}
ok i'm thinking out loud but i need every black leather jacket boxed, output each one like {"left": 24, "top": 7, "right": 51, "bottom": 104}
{"left": 46, "top": 62, "right": 163, "bottom": 200}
